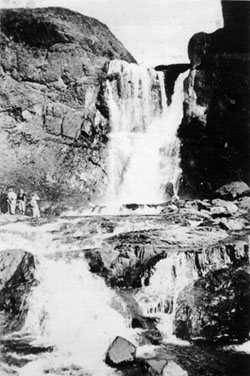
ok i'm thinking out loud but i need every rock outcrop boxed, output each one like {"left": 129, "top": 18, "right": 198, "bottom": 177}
{"left": 178, "top": 0, "right": 250, "bottom": 198}
{"left": 174, "top": 267, "right": 250, "bottom": 344}
{"left": 0, "top": 7, "right": 135, "bottom": 206}
{"left": 105, "top": 336, "right": 136, "bottom": 368}
{"left": 0, "top": 249, "right": 36, "bottom": 332}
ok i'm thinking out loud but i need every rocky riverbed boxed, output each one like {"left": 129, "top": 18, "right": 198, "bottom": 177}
{"left": 0, "top": 183, "right": 250, "bottom": 375}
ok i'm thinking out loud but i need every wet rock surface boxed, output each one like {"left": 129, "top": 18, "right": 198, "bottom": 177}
{"left": 105, "top": 336, "right": 136, "bottom": 367}
{"left": 174, "top": 267, "right": 250, "bottom": 344}
{"left": 162, "top": 361, "right": 188, "bottom": 376}
{"left": 0, "top": 195, "right": 249, "bottom": 373}
{"left": 0, "top": 249, "right": 36, "bottom": 332}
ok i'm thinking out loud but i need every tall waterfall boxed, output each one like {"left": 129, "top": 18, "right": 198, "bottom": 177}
{"left": 105, "top": 60, "right": 185, "bottom": 206}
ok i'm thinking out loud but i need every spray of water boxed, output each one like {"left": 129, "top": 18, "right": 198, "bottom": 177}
{"left": 10, "top": 256, "right": 135, "bottom": 376}
{"left": 105, "top": 60, "right": 185, "bottom": 207}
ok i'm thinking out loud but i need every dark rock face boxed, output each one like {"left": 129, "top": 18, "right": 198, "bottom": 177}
{"left": 0, "top": 249, "right": 36, "bottom": 332}
{"left": 174, "top": 267, "right": 250, "bottom": 344}
{"left": 0, "top": 7, "right": 135, "bottom": 204}
{"left": 105, "top": 336, "right": 136, "bottom": 368}
{"left": 178, "top": 0, "right": 250, "bottom": 198}
{"left": 85, "top": 239, "right": 167, "bottom": 289}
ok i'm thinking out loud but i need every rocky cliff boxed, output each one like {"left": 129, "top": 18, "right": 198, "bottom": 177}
{"left": 178, "top": 0, "right": 250, "bottom": 198}
{"left": 0, "top": 7, "right": 136, "bottom": 208}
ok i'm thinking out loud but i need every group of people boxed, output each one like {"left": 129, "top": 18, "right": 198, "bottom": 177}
{"left": 6, "top": 188, "right": 40, "bottom": 219}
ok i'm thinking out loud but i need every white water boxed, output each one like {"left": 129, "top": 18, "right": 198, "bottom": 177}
{"left": 9, "top": 256, "right": 136, "bottom": 376}
{"left": 135, "top": 253, "right": 198, "bottom": 340}
{"left": 105, "top": 60, "right": 185, "bottom": 207}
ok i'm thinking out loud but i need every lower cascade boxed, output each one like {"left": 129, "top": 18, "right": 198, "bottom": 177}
{"left": 135, "top": 253, "right": 199, "bottom": 339}
{"left": 4, "top": 256, "right": 134, "bottom": 376}
{"left": 105, "top": 60, "right": 185, "bottom": 207}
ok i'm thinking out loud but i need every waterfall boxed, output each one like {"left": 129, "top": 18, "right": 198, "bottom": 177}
{"left": 105, "top": 60, "right": 185, "bottom": 207}
{"left": 135, "top": 253, "right": 199, "bottom": 339}
{"left": 10, "top": 256, "right": 134, "bottom": 376}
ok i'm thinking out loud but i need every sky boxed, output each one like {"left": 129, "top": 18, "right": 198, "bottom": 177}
{"left": 1, "top": 0, "right": 223, "bottom": 66}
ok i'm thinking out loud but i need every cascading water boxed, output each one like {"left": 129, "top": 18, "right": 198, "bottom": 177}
{"left": 135, "top": 253, "right": 199, "bottom": 340}
{"left": 5, "top": 256, "right": 135, "bottom": 376}
{"left": 105, "top": 60, "right": 185, "bottom": 207}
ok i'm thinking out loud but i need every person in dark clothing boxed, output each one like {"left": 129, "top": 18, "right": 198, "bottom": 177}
{"left": 17, "top": 188, "right": 27, "bottom": 214}
{"left": 0, "top": 188, "right": 8, "bottom": 213}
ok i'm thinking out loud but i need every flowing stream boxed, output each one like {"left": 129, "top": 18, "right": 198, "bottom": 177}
{"left": 0, "top": 216, "right": 249, "bottom": 376}
{"left": 1, "top": 60, "right": 249, "bottom": 375}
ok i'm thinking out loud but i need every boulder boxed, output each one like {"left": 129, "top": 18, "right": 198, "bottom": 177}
{"left": 0, "top": 249, "right": 36, "bottom": 332}
{"left": 217, "top": 218, "right": 245, "bottom": 232}
{"left": 216, "top": 182, "right": 250, "bottom": 200}
{"left": 105, "top": 336, "right": 136, "bottom": 368}
{"left": 238, "top": 197, "right": 250, "bottom": 211}
{"left": 146, "top": 359, "right": 168, "bottom": 375}
{"left": 85, "top": 240, "right": 167, "bottom": 288}
{"left": 211, "top": 199, "right": 238, "bottom": 214}
{"left": 210, "top": 206, "right": 229, "bottom": 218}
{"left": 165, "top": 182, "right": 174, "bottom": 201}
{"left": 174, "top": 268, "right": 250, "bottom": 344}
{"left": 162, "top": 361, "right": 188, "bottom": 376}
{"left": 0, "top": 249, "right": 35, "bottom": 291}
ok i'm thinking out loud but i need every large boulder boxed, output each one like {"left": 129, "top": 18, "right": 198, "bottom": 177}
{"left": 0, "top": 249, "right": 36, "bottom": 332}
{"left": 105, "top": 336, "right": 136, "bottom": 368}
{"left": 211, "top": 198, "right": 238, "bottom": 214}
{"left": 238, "top": 196, "right": 250, "bottom": 211}
{"left": 216, "top": 182, "right": 250, "bottom": 200}
{"left": 174, "top": 267, "right": 250, "bottom": 344}
{"left": 85, "top": 237, "right": 167, "bottom": 288}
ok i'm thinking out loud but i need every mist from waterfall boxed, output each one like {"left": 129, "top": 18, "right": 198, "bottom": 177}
{"left": 105, "top": 60, "right": 185, "bottom": 208}
{"left": 9, "top": 256, "right": 134, "bottom": 376}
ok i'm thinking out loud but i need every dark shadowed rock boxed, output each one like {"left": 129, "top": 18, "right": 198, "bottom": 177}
{"left": 178, "top": 0, "right": 250, "bottom": 198}
{"left": 105, "top": 336, "right": 136, "bottom": 367}
{"left": 0, "top": 249, "right": 35, "bottom": 291}
{"left": 174, "top": 267, "right": 250, "bottom": 344}
{"left": 0, "top": 249, "right": 36, "bottom": 332}
{"left": 85, "top": 237, "right": 167, "bottom": 288}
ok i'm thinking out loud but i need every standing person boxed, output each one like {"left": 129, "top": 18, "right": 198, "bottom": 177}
{"left": 7, "top": 188, "right": 17, "bottom": 215}
{"left": 30, "top": 192, "right": 40, "bottom": 221}
{"left": 17, "top": 188, "right": 27, "bottom": 214}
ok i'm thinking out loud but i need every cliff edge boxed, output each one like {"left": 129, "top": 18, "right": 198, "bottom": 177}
{"left": 0, "top": 7, "right": 136, "bottom": 208}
